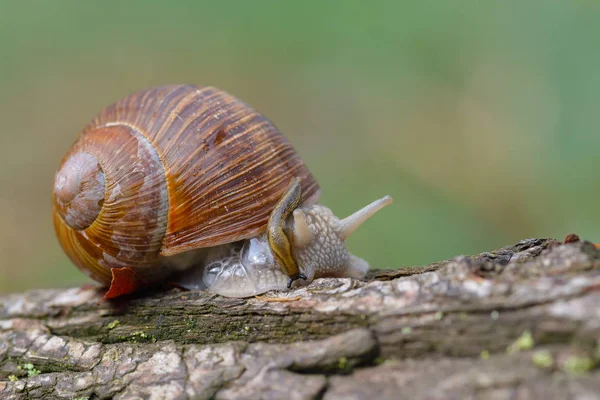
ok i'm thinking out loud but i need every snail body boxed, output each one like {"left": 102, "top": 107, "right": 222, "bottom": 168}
{"left": 173, "top": 178, "right": 392, "bottom": 297}
{"left": 52, "top": 84, "right": 392, "bottom": 299}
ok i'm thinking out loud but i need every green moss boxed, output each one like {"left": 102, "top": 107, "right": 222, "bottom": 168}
{"left": 338, "top": 357, "right": 348, "bottom": 370}
{"left": 8, "top": 375, "right": 18, "bottom": 381}
{"left": 507, "top": 331, "right": 534, "bottom": 353}
{"left": 17, "top": 363, "right": 41, "bottom": 377}
{"left": 434, "top": 311, "right": 444, "bottom": 320}
{"left": 106, "top": 320, "right": 120, "bottom": 330}
{"left": 480, "top": 350, "right": 490, "bottom": 360}
{"left": 532, "top": 350, "right": 553, "bottom": 369}
{"left": 561, "top": 356, "right": 596, "bottom": 375}
{"left": 96, "top": 306, "right": 368, "bottom": 346}
{"left": 186, "top": 317, "right": 197, "bottom": 329}
{"left": 122, "top": 330, "right": 157, "bottom": 343}
{"left": 401, "top": 327, "right": 412, "bottom": 334}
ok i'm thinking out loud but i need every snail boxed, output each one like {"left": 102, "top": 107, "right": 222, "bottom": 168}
{"left": 52, "top": 84, "right": 393, "bottom": 299}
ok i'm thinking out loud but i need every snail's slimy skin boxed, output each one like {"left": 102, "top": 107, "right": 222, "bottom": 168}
{"left": 292, "top": 204, "right": 370, "bottom": 282}
{"left": 204, "top": 237, "right": 290, "bottom": 297}
{"left": 169, "top": 236, "right": 288, "bottom": 297}
{"left": 170, "top": 196, "right": 393, "bottom": 298}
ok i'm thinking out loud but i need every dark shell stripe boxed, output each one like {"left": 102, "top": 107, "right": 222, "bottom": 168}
{"left": 82, "top": 84, "right": 320, "bottom": 257}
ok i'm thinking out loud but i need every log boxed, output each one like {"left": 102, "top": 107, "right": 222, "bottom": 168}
{"left": 1, "top": 237, "right": 599, "bottom": 399}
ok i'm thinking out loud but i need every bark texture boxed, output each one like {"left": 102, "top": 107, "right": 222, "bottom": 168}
{"left": 1, "top": 238, "right": 600, "bottom": 399}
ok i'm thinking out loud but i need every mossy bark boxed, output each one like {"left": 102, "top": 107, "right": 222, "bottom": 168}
{"left": 1, "top": 238, "right": 599, "bottom": 399}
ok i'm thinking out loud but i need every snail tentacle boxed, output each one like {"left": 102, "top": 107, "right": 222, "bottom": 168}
{"left": 267, "top": 177, "right": 303, "bottom": 281}
{"left": 291, "top": 209, "right": 312, "bottom": 248}
{"left": 336, "top": 195, "right": 394, "bottom": 240}
{"left": 289, "top": 195, "right": 394, "bottom": 282}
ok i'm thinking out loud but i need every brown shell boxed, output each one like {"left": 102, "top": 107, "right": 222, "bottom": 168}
{"left": 53, "top": 84, "right": 321, "bottom": 286}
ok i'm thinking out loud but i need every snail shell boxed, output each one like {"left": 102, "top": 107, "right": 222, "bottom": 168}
{"left": 52, "top": 85, "right": 321, "bottom": 298}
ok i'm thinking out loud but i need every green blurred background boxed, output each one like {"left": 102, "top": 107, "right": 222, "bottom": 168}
{"left": 1, "top": 1, "right": 599, "bottom": 294}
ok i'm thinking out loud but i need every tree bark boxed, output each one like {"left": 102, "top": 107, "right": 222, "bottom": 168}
{"left": 1, "top": 238, "right": 599, "bottom": 399}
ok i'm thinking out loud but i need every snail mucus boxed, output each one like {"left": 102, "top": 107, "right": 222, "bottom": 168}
{"left": 52, "top": 85, "right": 393, "bottom": 299}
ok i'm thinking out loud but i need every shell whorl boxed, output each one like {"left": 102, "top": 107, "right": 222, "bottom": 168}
{"left": 53, "top": 124, "right": 170, "bottom": 284}
{"left": 53, "top": 152, "right": 105, "bottom": 230}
